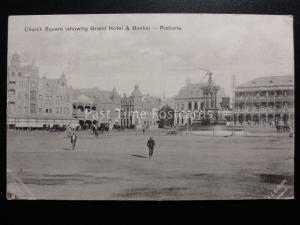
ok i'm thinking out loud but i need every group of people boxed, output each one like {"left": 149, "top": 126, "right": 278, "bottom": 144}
{"left": 68, "top": 131, "right": 156, "bottom": 159}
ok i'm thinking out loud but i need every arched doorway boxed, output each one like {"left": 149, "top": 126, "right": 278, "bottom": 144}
{"left": 282, "top": 114, "right": 289, "bottom": 125}
{"left": 246, "top": 114, "right": 251, "bottom": 122}
{"left": 267, "top": 114, "right": 274, "bottom": 125}
{"left": 260, "top": 114, "right": 266, "bottom": 124}
{"left": 275, "top": 114, "right": 281, "bottom": 124}
{"left": 253, "top": 114, "right": 259, "bottom": 124}
{"left": 79, "top": 120, "right": 84, "bottom": 129}
{"left": 238, "top": 114, "right": 244, "bottom": 124}
{"left": 225, "top": 115, "right": 231, "bottom": 122}
{"left": 85, "top": 120, "right": 91, "bottom": 129}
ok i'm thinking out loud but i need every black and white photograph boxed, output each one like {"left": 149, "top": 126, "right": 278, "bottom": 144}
{"left": 6, "top": 14, "right": 294, "bottom": 200}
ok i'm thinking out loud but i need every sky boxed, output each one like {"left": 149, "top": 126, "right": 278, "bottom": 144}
{"left": 8, "top": 14, "right": 294, "bottom": 98}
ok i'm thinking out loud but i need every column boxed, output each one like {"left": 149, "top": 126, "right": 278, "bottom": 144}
{"left": 214, "top": 92, "right": 217, "bottom": 108}
{"left": 206, "top": 94, "right": 209, "bottom": 108}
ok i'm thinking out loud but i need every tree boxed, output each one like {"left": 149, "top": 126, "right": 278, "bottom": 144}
{"left": 158, "top": 105, "right": 174, "bottom": 128}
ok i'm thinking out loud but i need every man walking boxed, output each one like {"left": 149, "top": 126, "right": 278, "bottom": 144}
{"left": 71, "top": 132, "right": 77, "bottom": 150}
{"left": 147, "top": 136, "right": 155, "bottom": 159}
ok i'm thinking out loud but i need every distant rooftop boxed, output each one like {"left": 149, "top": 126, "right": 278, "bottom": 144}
{"left": 236, "top": 75, "right": 294, "bottom": 88}
{"left": 174, "top": 81, "right": 226, "bottom": 99}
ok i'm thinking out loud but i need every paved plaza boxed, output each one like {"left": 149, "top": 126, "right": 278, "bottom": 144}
{"left": 7, "top": 130, "right": 294, "bottom": 200}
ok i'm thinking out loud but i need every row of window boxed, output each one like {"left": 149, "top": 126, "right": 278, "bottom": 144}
{"left": 235, "top": 90, "right": 294, "bottom": 98}
{"left": 8, "top": 104, "right": 70, "bottom": 115}
{"left": 38, "top": 107, "right": 70, "bottom": 114}
{"left": 10, "top": 72, "right": 22, "bottom": 77}
{"left": 176, "top": 102, "right": 206, "bottom": 110}
{"left": 38, "top": 95, "right": 68, "bottom": 101}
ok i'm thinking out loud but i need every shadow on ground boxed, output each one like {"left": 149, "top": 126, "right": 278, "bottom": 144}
{"left": 130, "top": 154, "right": 148, "bottom": 159}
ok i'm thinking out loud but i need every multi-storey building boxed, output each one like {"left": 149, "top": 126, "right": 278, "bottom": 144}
{"left": 72, "top": 87, "right": 121, "bottom": 127}
{"left": 233, "top": 75, "right": 294, "bottom": 126}
{"left": 120, "top": 84, "right": 161, "bottom": 129}
{"left": 173, "top": 74, "right": 230, "bottom": 126}
{"left": 72, "top": 94, "right": 98, "bottom": 128}
{"left": 7, "top": 53, "right": 75, "bottom": 129}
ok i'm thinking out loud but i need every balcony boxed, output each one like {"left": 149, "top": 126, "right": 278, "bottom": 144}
{"left": 234, "top": 107, "right": 294, "bottom": 114}
{"left": 72, "top": 110, "right": 98, "bottom": 120}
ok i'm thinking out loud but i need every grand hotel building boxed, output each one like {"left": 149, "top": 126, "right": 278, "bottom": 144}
{"left": 233, "top": 75, "right": 294, "bottom": 126}
{"left": 7, "top": 53, "right": 76, "bottom": 128}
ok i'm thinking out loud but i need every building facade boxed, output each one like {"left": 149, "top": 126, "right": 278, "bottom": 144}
{"left": 233, "top": 75, "right": 294, "bottom": 126}
{"left": 120, "top": 84, "right": 161, "bottom": 129}
{"left": 7, "top": 53, "right": 75, "bottom": 128}
{"left": 173, "top": 74, "right": 230, "bottom": 126}
{"left": 72, "top": 87, "right": 121, "bottom": 126}
{"left": 72, "top": 94, "right": 98, "bottom": 128}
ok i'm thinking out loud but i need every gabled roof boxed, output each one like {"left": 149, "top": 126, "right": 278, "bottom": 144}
{"left": 174, "top": 82, "right": 207, "bottom": 99}
{"left": 237, "top": 75, "right": 294, "bottom": 88}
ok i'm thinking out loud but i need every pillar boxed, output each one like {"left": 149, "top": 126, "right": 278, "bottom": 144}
{"left": 214, "top": 92, "right": 217, "bottom": 108}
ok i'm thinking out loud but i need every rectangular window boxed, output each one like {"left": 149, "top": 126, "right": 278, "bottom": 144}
{"left": 39, "top": 108, "right": 43, "bottom": 113}
{"left": 9, "top": 81, "right": 16, "bottom": 85}
{"left": 49, "top": 108, "right": 52, "bottom": 113}
{"left": 30, "top": 91, "right": 37, "bottom": 101}
{"left": 45, "top": 108, "right": 48, "bottom": 113}
{"left": 39, "top": 95, "right": 43, "bottom": 100}
{"left": 30, "top": 103, "right": 36, "bottom": 113}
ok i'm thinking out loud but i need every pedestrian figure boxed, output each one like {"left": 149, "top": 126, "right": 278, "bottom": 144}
{"left": 142, "top": 128, "right": 145, "bottom": 135}
{"left": 147, "top": 136, "right": 155, "bottom": 159}
{"left": 70, "top": 132, "right": 77, "bottom": 150}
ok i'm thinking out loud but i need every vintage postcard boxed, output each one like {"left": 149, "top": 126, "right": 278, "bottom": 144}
{"left": 6, "top": 14, "right": 294, "bottom": 200}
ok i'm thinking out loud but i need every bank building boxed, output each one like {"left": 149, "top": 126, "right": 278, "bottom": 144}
{"left": 7, "top": 53, "right": 76, "bottom": 129}
{"left": 173, "top": 74, "right": 230, "bottom": 126}
{"left": 120, "top": 84, "right": 162, "bottom": 129}
{"left": 233, "top": 75, "right": 294, "bottom": 126}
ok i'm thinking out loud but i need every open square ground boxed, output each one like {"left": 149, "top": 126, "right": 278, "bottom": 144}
{"left": 7, "top": 130, "right": 294, "bottom": 200}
